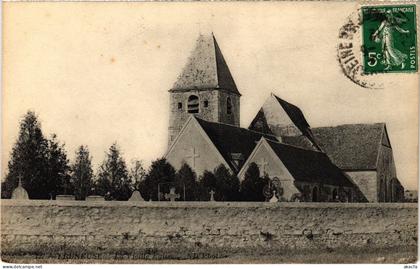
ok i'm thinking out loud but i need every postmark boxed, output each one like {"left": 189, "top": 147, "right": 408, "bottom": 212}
{"left": 362, "top": 5, "right": 417, "bottom": 74}
{"left": 337, "top": 10, "right": 380, "bottom": 89}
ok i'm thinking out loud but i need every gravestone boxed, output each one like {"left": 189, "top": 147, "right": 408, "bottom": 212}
{"left": 86, "top": 195, "right": 105, "bottom": 201}
{"left": 269, "top": 190, "right": 279, "bottom": 203}
{"left": 11, "top": 176, "right": 29, "bottom": 200}
{"left": 164, "top": 187, "right": 180, "bottom": 202}
{"left": 56, "top": 195, "right": 75, "bottom": 200}
{"left": 209, "top": 190, "right": 215, "bottom": 201}
{"left": 129, "top": 190, "right": 144, "bottom": 201}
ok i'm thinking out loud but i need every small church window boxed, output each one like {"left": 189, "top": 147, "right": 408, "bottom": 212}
{"left": 348, "top": 190, "right": 353, "bottom": 202}
{"left": 178, "top": 102, "right": 183, "bottom": 110}
{"left": 204, "top": 100, "right": 209, "bottom": 107}
{"left": 380, "top": 177, "right": 386, "bottom": 202}
{"left": 390, "top": 178, "right": 398, "bottom": 202}
{"left": 187, "top": 95, "right": 199, "bottom": 113}
{"left": 303, "top": 185, "right": 311, "bottom": 202}
{"left": 312, "top": 186, "right": 319, "bottom": 202}
{"left": 227, "top": 97, "right": 232, "bottom": 114}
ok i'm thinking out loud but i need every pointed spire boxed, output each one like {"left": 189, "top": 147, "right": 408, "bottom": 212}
{"left": 171, "top": 33, "right": 240, "bottom": 95}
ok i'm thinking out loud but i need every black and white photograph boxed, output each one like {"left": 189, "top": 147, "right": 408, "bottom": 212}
{"left": 1, "top": 1, "right": 418, "bottom": 266}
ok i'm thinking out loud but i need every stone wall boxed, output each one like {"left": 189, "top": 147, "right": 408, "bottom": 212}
{"left": 346, "top": 171, "right": 378, "bottom": 202}
{"left": 169, "top": 90, "right": 219, "bottom": 146}
{"left": 237, "top": 140, "right": 300, "bottom": 201}
{"left": 166, "top": 117, "right": 229, "bottom": 176}
{"left": 168, "top": 89, "right": 240, "bottom": 147}
{"left": 377, "top": 144, "right": 402, "bottom": 202}
{"left": 217, "top": 90, "right": 240, "bottom": 127}
{"left": 1, "top": 200, "right": 417, "bottom": 255}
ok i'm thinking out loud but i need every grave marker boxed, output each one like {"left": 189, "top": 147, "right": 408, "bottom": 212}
{"left": 11, "top": 175, "right": 29, "bottom": 200}
{"left": 209, "top": 190, "right": 215, "bottom": 201}
{"left": 86, "top": 195, "right": 105, "bottom": 201}
{"left": 165, "top": 187, "right": 180, "bottom": 202}
{"left": 269, "top": 190, "right": 279, "bottom": 203}
{"left": 56, "top": 195, "right": 75, "bottom": 200}
{"left": 129, "top": 190, "right": 144, "bottom": 201}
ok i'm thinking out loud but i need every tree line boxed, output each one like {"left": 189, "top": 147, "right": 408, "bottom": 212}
{"left": 1, "top": 111, "right": 269, "bottom": 201}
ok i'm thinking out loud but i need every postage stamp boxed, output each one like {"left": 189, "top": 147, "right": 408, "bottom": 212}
{"left": 362, "top": 5, "right": 417, "bottom": 74}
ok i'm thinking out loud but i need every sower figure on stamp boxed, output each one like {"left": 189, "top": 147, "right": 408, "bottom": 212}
{"left": 372, "top": 10, "right": 410, "bottom": 70}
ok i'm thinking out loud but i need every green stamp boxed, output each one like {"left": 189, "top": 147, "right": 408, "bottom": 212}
{"left": 362, "top": 5, "right": 417, "bottom": 74}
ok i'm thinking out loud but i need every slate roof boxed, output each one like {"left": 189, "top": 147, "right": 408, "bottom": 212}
{"left": 265, "top": 139, "right": 354, "bottom": 187}
{"left": 171, "top": 34, "right": 240, "bottom": 95}
{"left": 249, "top": 94, "right": 322, "bottom": 151}
{"left": 312, "top": 123, "right": 385, "bottom": 170}
{"left": 247, "top": 108, "right": 276, "bottom": 136}
{"left": 195, "top": 117, "right": 277, "bottom": 172}
{"left": 272, "top": 95, "right": 323, "bottom": 150}
{"left": 272, "top": 95, "right": 311, "bottom": 133}
{"left": 281, "top": 135, "right": 318, "bottom": 151}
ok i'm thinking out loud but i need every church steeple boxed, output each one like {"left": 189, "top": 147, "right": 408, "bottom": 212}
{"left": 171, "top": 33, "right": 240, "bottom": 95}
{"left": 168, "top": 33, "right": 241, "bottom": 147}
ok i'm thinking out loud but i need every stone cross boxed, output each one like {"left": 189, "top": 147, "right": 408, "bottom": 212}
{"left": 12, "top": 174, "right": 29, "bottom": 200}
{"left": 186, "top": 147, "right": 200, "bottom": 168}
{"left": 18, "top": 174, "right": 23, "bottom": 187}
{"left": 165, "top": 187, "right": 180, "bottom": 202}
{"left": 209, "top": 190, "right": 215, "bottom": 201}
{"left": 258, "top": 158, "right": 269, "bottom": 174}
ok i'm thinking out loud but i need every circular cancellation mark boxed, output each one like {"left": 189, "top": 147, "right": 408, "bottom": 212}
{"left": 337, "top": 10, "right": 383, "bottom": 89}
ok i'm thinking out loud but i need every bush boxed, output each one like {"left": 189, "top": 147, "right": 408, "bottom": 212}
{"left": 213, "top": 164, "right": 240, "bottom": 201}
{"left": 95, "top": 143, "right": 132, "bottom": 201}
{"left": 240, "top": 163, "right": 269, "bottom": 201}
{"left": 198, "top": 170, "right": 218, "bottom": 201}
{"left": 140, "top": 158, "right": 176, "bottom": 201}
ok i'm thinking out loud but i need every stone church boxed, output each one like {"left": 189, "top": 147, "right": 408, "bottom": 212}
{"left": 165, "top": 33, "right": 404, "bottom": 202}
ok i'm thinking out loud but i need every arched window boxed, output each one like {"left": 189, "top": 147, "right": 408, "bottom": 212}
{"left": 226, "top": 97, "right": 232, "bottom": 115}
{"left": 303, "top": 185, "right": 311, "bottom": 202}
{"left": 312, "top": 186, "right": 319, "bottom": 202}
{"left": 380, "top": 177, "right": 386, "bottom": 202}
{"left": 187, "top": 95, "right": 199, "bottom": 113}
{"left": 390, "top": 178, "right": 398, "bottom": 202}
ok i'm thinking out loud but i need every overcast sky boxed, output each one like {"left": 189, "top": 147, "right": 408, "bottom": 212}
{"left": 3, "top": 2, "right": 418, "bottom": 189}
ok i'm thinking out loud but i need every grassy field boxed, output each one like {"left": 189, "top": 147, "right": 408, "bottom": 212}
{"left": 2, "top": 245, "right": 417, "bottom": 264}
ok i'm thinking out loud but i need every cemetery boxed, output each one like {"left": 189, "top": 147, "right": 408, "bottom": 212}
{"left": 1, "top": 181, "right": 417, "bottom": 263}
{"left": 1, "top": 109, "right": 417, "bottom": 262}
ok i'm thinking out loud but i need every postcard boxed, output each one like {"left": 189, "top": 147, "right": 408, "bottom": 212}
{"left": 1, "top": 1, "right": 418, "bottom": 265}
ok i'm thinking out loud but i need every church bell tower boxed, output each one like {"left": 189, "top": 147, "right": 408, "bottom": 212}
{"left": 168, "top": 33, "right": 241, "bottom": 147}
